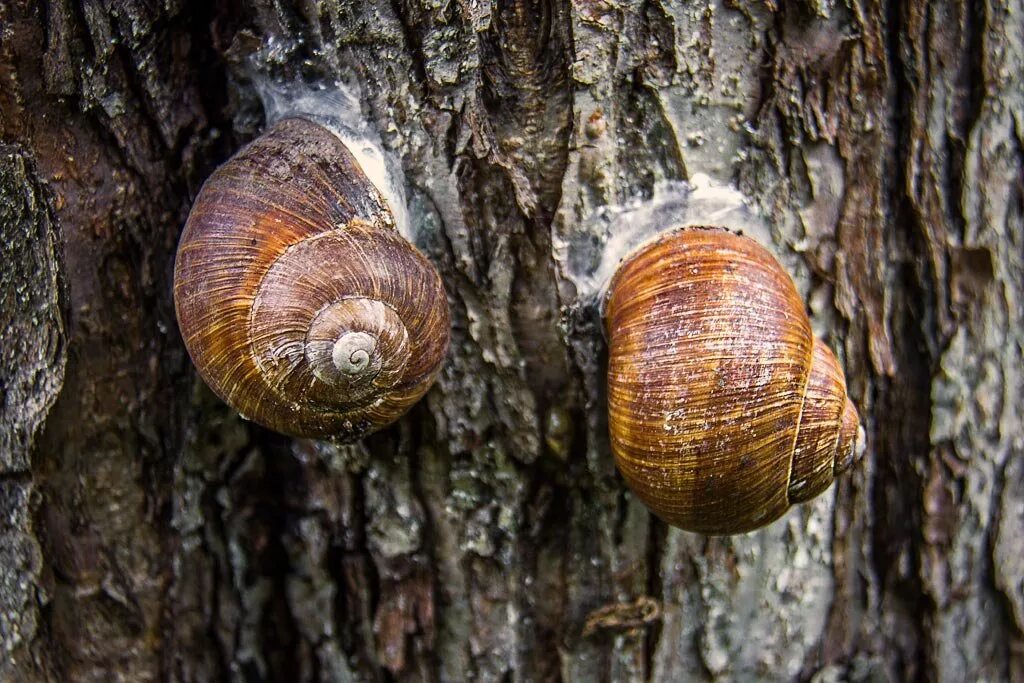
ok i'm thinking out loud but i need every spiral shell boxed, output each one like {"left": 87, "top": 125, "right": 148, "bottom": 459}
{"left": 605, "top": 227, "right": 862, "bottom": 534}
{"left": 174, "top": 117, "right": 450, "bottom": 439}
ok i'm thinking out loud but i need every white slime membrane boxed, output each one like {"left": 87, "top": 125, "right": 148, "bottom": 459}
{"left": 255, "top": 78, "right": 413, "bottom": 244}
{"left": 560, "top": 174, "right": 774, "bottom": 307}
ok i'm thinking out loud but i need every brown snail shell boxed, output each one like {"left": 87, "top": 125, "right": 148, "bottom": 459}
{"left": 605, "top": 227, "right": 862, "bottom": 534}
{"left": 174, "top": 117, "right": 450, "bottom": 440}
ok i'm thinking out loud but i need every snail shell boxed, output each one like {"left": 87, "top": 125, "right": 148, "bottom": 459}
{"left": 605, "top": 227, "right": 862, "bottom": 534}
{"left": 174, "top": 117, "right": 450, "bottom": 440}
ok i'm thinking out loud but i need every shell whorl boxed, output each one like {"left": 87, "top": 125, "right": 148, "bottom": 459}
{"left": 788, "top": 339, "right": 861, "bottom": 503}
{"left": 605, "top": 227, "right": 861, "bottom": 534}
{"left": 174, "top": 117, "right": 449, "bottom": 439}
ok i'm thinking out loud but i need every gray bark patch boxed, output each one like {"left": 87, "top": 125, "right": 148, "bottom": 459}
{"left": 0, "top": 144, "right": 63, "bottom": 674}
{"left": 0, "top": 144, "right": 66, "bottom": 472}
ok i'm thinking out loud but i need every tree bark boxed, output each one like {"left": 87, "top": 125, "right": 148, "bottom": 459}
{"left": 1, "top": 0, "right": 1022, "bottom": 681}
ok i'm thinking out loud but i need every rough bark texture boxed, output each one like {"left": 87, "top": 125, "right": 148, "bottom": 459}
{"left": 0, "top": 0, "right": 1021, "bottom": 681}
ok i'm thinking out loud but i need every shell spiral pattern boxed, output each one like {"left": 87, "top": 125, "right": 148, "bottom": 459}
{"left": 605, "top": 227, "right": 862, "bottom": 534}
{"left": 174, "top": 118, "right": 450, "bottom": 439}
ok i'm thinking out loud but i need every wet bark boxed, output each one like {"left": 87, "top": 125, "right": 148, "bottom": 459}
{"left": 1, "top": 0, "right": 1022, "bottom": 681}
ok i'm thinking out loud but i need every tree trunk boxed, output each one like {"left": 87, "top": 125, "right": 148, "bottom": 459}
{"left": 1, "top": 0, "right": 1021, "bottom": 681}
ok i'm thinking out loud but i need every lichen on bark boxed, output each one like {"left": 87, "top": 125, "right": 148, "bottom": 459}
{"left": 0, "top": 144, "right": 65, "bottom": 676}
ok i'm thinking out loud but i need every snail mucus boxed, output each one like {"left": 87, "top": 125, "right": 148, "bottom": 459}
{"left": 584, "top": 179, "right": 864, "bottom": 535}
{"left": 174, "top": 106, "right": 450, "bottom": 440}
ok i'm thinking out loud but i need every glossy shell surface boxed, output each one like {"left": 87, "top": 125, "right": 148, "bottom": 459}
{"left": 605, "top": 227, "right": 860, "bottom": 534}
{"left": 174, "top": 118, "right": 450, "bottom": 439}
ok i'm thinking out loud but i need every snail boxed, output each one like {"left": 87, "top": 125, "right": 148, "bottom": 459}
{"left": 174, "top": 117, "right": 450, "bottom": 440}
{"left": 604, "top": 226, "right": 862, "bottom": 535}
